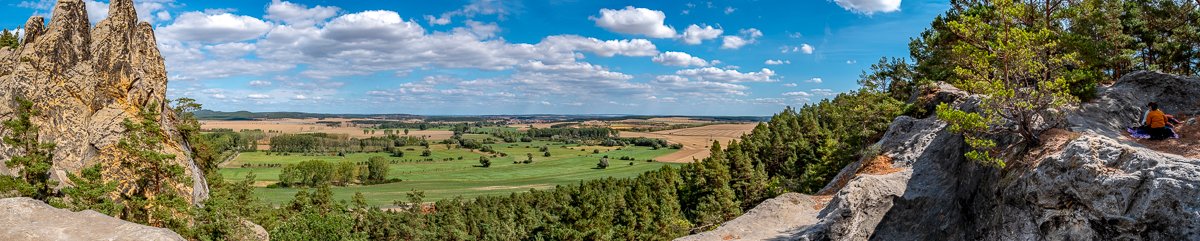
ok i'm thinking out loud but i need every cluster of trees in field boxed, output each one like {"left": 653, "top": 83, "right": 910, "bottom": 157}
{"left": 526, "top": 127, "right": 617, "bottom": 139}
{"left": 600, "top": 137, "right": 681, "bottom": 149}
{"left": 268, "top": 133, "right": 425, "bottom": 154}
{"left": 198, "top": 129, "right": 261, "bottom": 151}
{"left": 350, "top": 120, "right": 500, "bottom": 131}
{"left": 276, "top": 157, "right": 396, "bottom": 187}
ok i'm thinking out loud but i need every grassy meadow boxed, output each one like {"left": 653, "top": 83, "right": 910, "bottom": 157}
{"left": 218, "top": 141, "right": 679, "bottom": 206}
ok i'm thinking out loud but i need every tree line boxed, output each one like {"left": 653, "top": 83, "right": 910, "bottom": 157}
{"left": 526, "top": 127, "right": 617, "bottom": 139}
{"left": 277, "top": 157, "right": 394, "bottom": 188}
{"left": 269, "top": 134, "right": 425, "bottom": 154}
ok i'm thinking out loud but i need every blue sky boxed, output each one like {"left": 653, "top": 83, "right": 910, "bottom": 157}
{"left": 3, "top": 0, "right": 948, "bottom": 115}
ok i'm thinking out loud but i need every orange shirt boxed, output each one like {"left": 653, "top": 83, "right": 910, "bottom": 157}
{"left": 1146, "top": 110, "right": 1167, "bottom": 128}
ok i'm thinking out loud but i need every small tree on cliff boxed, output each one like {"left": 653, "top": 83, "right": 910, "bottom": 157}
{"left": 936, "top": 0, "right": 1079, "bottom": 168}
{"left": 1, "top": 96, "right": 57, "bottom": 200}
{"left": 117, "top": 101, "right": 192, "bottom": 229}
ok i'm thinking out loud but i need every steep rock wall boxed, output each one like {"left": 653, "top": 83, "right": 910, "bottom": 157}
{"left": 0, "top": 0, "right": 207, "bottom": 203}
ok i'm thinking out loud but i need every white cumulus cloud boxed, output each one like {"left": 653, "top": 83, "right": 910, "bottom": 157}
{"left": 834, "top": 0, "right": 902, "bottom": 15}
{"left": 265, "top": 0, "right": 340, "bottom": 27}
{"left": 591, "top": 6, "right": 676, "bottom": 38}
{"left": 721, "top": 28, "right": 763, "bottom": 50}
{"left": 160, "top": 12, "right": 273, "bottom": 43}
{"left": 675, "top": 67, "right": 777, "bottom": 83}
{"left": 249, "top": 80, "right": 272, "bottom": 87}
{"left": 680, "top": 24, "right": 723, "bottom": 45}
{"left": 653, "top": 52, "right": 709, "bottom": 67}
{"left": 783, "top": 91, "right": 811, "bottom": 97}
{"left": 764, "top": 59, "right": 790, "bottom": 65}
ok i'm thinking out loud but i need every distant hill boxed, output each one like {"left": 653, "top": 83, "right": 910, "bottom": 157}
{"left": 193, "top": 110, "right": 419, "bottom": 120}
{"left": 194, "top": 110, "right": 770, "bottom": 122}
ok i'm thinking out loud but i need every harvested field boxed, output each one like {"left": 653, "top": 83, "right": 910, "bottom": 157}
{"left": 620, "top": 123, "right": 759, "bottom": 163}
{"left": 201, "top": 118, "right": 455, "bottom": 140}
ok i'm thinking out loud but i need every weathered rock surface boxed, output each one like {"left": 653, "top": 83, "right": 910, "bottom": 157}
{"left": 681, "top": 71, "right": 1200, "bottom": 241}
{"left": 676, "top": 193, "right": 822, "bottom": 241}
{"left": 0, "top": 0, "right": 207, "bottom": 202}
{"left": 0, "top": 197, "right": 185, "bottom": 241}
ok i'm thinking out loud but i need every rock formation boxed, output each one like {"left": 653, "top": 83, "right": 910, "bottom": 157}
{"left": 0, "top": 197, "right": 185, "bottom": 241}
{"left": 0, "top": 0, "right": 207, "bottom": 203}
{"left": 679, "top": 71, "right": 1200, "bottom": 240}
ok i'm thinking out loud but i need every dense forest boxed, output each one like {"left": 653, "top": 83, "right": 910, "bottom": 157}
{"left": 2, "top": 0, "right": 1198, "bottom": 240}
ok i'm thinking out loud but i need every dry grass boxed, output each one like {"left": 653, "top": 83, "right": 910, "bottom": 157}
{"left": 815, "top": 154, "right": 904, "bottom": 197}
{"left": 856, "top": 155, "right": 901, "bottom": 175}
{"left": 1013, "top": 128, "right": 1081, "bottom": 169}
{"left": 619, "top": 123, "right": 758, "bottom": 163}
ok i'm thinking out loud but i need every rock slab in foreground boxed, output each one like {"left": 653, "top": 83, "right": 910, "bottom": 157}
{"left": 675, "top": 193, "right": 822, "bottom": 241}
{"left": 0, "top": 197, "right": 184, "bottom": 241}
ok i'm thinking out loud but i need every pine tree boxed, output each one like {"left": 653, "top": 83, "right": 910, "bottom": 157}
{"left": 684, "top": 141, "right": 741, "bottom": 231}
{"left": 937, "top": 0, "right": 1081, "bottom": 168}
{"left": 726, "top": 141, "right": 771, "bottom": 210}
{"left": 117, "top": 102, "right": 193, "bottom": 228}
{"left": 0, "top": 29, "right": 19, "bottom": 49}
{"left": 2, "top": 96, "right": 57, "bottom": 200}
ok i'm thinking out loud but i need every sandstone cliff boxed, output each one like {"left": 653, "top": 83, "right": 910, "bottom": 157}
{"left": 0, "top": 197, "right": 185, "bottom": 241}
{"left": 0, "top": 0, "right": 207, "bottom": 203}
{"left": 680, "top": 71, "right": 1200, "bottom": 240}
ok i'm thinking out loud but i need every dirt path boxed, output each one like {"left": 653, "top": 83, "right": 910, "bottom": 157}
{"left": 216, "top": 152, "right": 242, "bottom": 168}
{"left": 620, "top": 123, "right": 758, "bottom": 163}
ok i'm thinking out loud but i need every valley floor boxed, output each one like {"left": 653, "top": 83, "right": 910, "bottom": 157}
{"left": 219, "top": 141, "right": 680, "bottom": 206}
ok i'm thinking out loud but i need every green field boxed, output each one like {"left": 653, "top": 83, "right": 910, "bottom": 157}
{"left": 219, "top": 141, "right": 679, "bottom": 206}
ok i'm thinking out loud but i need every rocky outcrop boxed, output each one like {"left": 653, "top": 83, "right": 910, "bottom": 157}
{"left": 681, "top": 71, "right": 1200, "bottom": 240}
{"left": 0, "top": 197, "right": 185, "bottom": 241}
{"left": 677, "top": 193, "right": 823, "bottom": 241}
{"left": 0, "top": 0, "right": 207, "bottom": 203}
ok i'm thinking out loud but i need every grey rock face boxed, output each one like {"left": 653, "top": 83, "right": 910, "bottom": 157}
{"left": 0, "top": 0, "right": 207, "bottom": 203}
{"left": 684, "top": 72, "right": 1200, "bottom": 241}
{"left": 1068, "top": 71, "right": 1200, "bottom": 137}
{"left": 0, "top": 197, "right": 185, "bottom": 241}
{"left": 676, "top": 193, "right": 822, "bottom": 241}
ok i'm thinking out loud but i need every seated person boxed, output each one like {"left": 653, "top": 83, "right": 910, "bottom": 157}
{"left": 1141, "top": 102, "right": 1176, "bottom": 140}
{"left": 1141, "top": 102, "right": 1183, "bottom": 128}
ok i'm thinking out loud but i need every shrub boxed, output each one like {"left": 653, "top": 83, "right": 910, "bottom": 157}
{"left": 479, "top": 156, "right": 491, "bottom": 168}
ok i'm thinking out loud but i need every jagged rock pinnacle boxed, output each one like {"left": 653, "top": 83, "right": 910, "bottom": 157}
{"left": 22, "top": 16, "right": 44, "bottom": 45}
{"left": 0, "top": 0, "right": 208, "bottom": 204}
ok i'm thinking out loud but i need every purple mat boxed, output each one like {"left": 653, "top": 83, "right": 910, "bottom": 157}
{"left": 1127, "top": 127, "right": 1180, "bottom": 139}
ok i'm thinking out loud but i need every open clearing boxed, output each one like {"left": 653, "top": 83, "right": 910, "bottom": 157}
{"left": 620, "top": 123, "right": 759, "bottom": 163}
{"left": 201, "top": 118, "right": 455, "bottom": 140}
{"left": 219, "top": 141, "right": 679, "bottom": 206}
